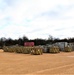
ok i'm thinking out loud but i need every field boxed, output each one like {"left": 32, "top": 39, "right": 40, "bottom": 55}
{"left": 0, "top": 49, "right": 74, "bottom": 75}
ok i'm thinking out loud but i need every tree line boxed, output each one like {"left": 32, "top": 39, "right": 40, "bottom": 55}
{"left": 0, "top": 35, "right": 74, "bottom": 48}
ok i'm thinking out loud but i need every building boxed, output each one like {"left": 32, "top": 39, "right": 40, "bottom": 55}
{"left": 53, "top": 42, "right": 68, "bottom": 51}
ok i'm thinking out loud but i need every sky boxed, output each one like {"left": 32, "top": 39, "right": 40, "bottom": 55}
{"left": 0, "top": 0, "right": 74, "bottom": 39}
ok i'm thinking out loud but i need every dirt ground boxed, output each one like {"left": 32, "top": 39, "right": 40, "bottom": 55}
{"left": 0, "top": 49, "right": 74, "bottom": 75}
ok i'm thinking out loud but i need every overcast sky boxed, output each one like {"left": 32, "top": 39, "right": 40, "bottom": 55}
{"left": 0, "top": 0, "right": 74, "bottom": 39}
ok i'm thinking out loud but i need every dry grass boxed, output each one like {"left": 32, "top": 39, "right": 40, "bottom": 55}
{"left": 0, "top": 49, "right": 74, "bottom": 75}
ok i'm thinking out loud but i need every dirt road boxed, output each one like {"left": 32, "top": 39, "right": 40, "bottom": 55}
{"left": 0, "top": 50, "right": 74, "bottom": 75}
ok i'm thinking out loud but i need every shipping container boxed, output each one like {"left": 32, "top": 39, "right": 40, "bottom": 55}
{"left": 24, "top": 42, "right": 34, "bottom": 46}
